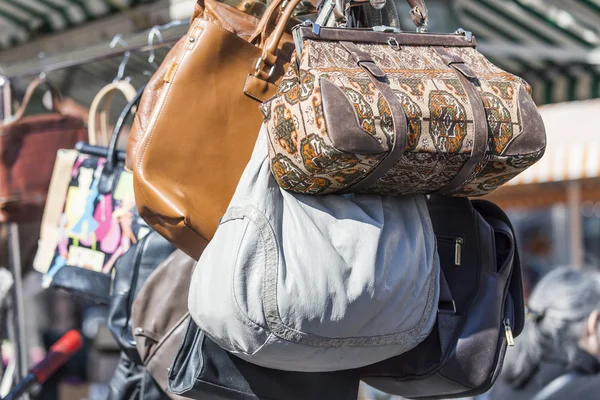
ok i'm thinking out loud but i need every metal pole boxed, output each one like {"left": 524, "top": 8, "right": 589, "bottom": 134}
{"left": 567, "top": 180, "right": 584, "bottom": 268}
{"left": 1, "top": 79, "right": 29, "bottom": 399}
{"left": 8, "top": 223, "right": 28, "bottom": 391}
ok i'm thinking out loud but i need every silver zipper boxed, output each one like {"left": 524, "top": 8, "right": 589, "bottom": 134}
{"left": 455, "top": 237, "right": 463, "bottom": 266}
{"left": 504, "top": 318, "right": 515, "bottom": 346}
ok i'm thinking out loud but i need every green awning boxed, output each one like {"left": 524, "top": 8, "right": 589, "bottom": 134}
{"left": 0, "top": 0, "right": 157, "bottom": 49}
{"left": 452, "top": 0, "right": 600, "bottom": 105}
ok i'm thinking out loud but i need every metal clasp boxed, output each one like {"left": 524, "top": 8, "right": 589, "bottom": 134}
{"left": 255, "top": 56, "right": 276, "bottom": 79}
{"left": 455, "top": 28, "right": 473, "bottom": 42}
{"left": 387, "top": 37, "right": 400, "bottom": 51}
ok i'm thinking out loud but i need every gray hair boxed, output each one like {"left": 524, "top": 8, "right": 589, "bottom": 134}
{"left": 502, "top": 267, "right": 600, "bottom": 387}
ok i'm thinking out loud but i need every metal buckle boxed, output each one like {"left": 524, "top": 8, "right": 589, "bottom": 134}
{"left": 387, "top": 37, "right": 400, "bottom": 51}
{"left": 455, "top": 28, "right": 473, "bottom": 42}
{"left": 255, "top": 56, "right": 276, "bottom": 79}
{"left": 438, "top": 299, "right": 457, "bottom": 314}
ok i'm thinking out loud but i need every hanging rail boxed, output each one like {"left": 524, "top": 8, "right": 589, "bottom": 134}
{"left": 0, "top": 21, "right": 189, "bottom": 79}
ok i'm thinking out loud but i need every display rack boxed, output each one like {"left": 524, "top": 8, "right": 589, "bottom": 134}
{"left": 0, "top": 20, "right": 188, "bottom": 395}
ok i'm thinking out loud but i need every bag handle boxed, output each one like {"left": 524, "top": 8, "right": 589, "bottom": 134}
{"left": 13, "top": 78, "right": 63, "bottom": 121}
{"left": 330, "top": 0, "right": 427, "bottom": 29}
{"left": 95, "top": 84, "right": 146, "bottom": 195}
{"left": 406, "top": 0, "right": 427, "bottom": 28}
{"left": 251, "top": 0, "right": 304, "bottom": 80}
{"left": 105, "top": 84, "right": 146, "bottom": 172}
{"left": 87, "top": 80, "right": 138, "bottom": 146}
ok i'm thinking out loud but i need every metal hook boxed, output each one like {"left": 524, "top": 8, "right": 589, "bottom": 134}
{"left": 37, "top": 52, "right": 47, "bottom": 81}
{"left": 110, "top": 34, "right": 131, "bottom": 83}
{"left": 146, "top": 20, "right": 188, "bottom": 69}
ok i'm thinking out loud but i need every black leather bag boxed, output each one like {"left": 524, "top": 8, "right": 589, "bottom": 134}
{"left": 108, "top": 230, "right": 176, "bottom": 364}
{"left": 359, "top": 197, "right": 525, "bottom": 400}
{"left": 168, "top": 318, "right": 361, "bottom": 400}
{"left": 107, "top": 352, "right": 172, "bottom": 400}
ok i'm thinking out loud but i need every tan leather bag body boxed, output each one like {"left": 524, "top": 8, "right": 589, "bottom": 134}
{"left": 133, "top": 0, "right": 300, "bottom": 259}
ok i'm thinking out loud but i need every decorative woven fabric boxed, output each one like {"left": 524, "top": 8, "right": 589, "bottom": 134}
{"left": 261, "top": 37, "right": 545, "bottom": 196}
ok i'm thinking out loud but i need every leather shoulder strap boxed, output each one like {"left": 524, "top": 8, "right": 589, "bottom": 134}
{"left": 88, "top": 80, "right": 137, "bottom": 146}
{"left": 13, "top": 78, "right": 63, "bottom": 120}
{"left": 531, "top": 372, "right": 582, "bottom": 400}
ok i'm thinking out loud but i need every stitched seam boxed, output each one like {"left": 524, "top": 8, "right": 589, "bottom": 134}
{"left": 145, "top": 312, "right": 190, "bottom": 362}
{"left": 134, "top": 20, "right": 202, "bottom": 217}
{"left": 227, "top": 204, "right": 438, "bottom": 347}
{"left": 228, "top": 216, "right": 266, "bottom": 330}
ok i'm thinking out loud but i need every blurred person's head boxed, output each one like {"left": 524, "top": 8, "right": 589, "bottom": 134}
{"left": 502, "top": 267, "right": 600, "bottom": 387}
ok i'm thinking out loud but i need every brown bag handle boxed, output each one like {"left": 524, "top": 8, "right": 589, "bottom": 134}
{"left": 13, "top": 78, "right": 63, "bottom": 120}
{"left": 406, "top": 0, "right": 427, "bottom": 28}
{"left": 335, "top": 0, "right": 428, "bottom": 28}
{"left": 251, "top": 0, "right": 303, "bottom": 80}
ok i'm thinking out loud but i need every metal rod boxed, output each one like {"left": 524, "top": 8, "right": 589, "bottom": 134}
{"left": 567, "top": 181, "right": 584, "bottom": 268}
{"left": 2, "top": 34, "right": 183, "bottom": 79}
{"left": 8, "top": 223, "right": 28, "bottom": 395}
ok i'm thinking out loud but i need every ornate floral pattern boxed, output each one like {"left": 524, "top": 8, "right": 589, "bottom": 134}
{"left": 261, "top": 38, "right": 545, "bottom": 196}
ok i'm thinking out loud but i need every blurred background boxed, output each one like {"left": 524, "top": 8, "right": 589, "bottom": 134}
{"left": 1, "top": 0, "right": 600, "bottom": 399}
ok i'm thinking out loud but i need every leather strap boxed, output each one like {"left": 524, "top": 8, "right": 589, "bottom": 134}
{"left": 438, "top": 270, "right": 455, "bottom": 313}
{"left": 337, "top": 41, "right": 407, "bottom": 193}
{"left": 433, "top": 47, "right": 488, "bottom": 196}
{"left": 341, "top": 0, "right": 425, "bottom": 28}
{"left": 13, "top": 78, "right": 63, "bottom": 120}
{"left": 87, "top": 80, "right": 137, "bottom": 146}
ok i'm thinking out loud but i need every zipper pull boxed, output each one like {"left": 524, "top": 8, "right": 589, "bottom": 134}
{"left": 504, "top": 318, "right": 515, "bottom": 346}
{"left": 455, "top": 238, "right": 463, "bottom": 266}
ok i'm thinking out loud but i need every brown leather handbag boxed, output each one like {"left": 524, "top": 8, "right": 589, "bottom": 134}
{"left": 0, "top": 78, "right": 87, "bottom": 223}
{"left": 133, "top": 0, "right": 302, "bottom": 259}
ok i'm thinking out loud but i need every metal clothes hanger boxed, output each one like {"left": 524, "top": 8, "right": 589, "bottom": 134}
{"left": 110, "top": 34, "right": 132, "bottom": 83}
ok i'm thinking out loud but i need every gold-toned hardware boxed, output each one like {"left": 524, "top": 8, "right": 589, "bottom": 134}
{"left": 504, "top": 318, "right": 515, "bottom": 346}
{"left": 455, "top": 237, "right": 463, "bottom": 266}
{"left": 164, "top": 62, "right": 178, "bottom": 83}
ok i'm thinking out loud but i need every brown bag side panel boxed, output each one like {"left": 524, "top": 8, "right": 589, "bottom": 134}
{"left": 131, "top": 248, "right": 203, "bottom": 397}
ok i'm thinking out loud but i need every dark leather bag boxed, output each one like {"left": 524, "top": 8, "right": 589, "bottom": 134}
{"left": 168, "top": 318, "right": 361, "bottom": 400}
{"left": 108, "top": 231, "right": 176, "bottom": 364}
{"left": 106, "top": 352, "right": 171, "bottom": 400}
{"left": 0, "top": 78, "right": 87, "bottom": 223}
{"left": 359, "top": 197, "right": 525, "bottom": 399}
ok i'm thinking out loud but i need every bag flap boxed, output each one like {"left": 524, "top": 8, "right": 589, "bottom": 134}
{"left": 471, "top": 199, "right": 525, "bottom": 337}
{"left": 131, "top": 249, "right": 198, "bottom": 364}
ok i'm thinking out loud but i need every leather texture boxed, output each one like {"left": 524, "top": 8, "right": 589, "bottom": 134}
{"left": 168, "top": 318, "right": 361, "bottom": 400}
{"left": 132, "top": 0, "right": 306, "bottom": 260}
{"left": 188, "top": 128, "right": 439, "bottom": 372}
{"left": 262, "top": 25, "right": 545, "bottom": 197}
{"left": 359, "top": 196, "right": 525, "bottom": 400}
{"left": 48, "top": 265, "right": 112, "bottom": 304}
{"left": 106, "top": 352, "right": 171, "bottom": 400}
{"left": 108, "top": 231, "right": 176, "bottom": 364}
{"left": 132, "top": 249, "right": 205, "bottom": 400}
{"left": 0, "top": 78, "right": 87, "bottom": 223}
